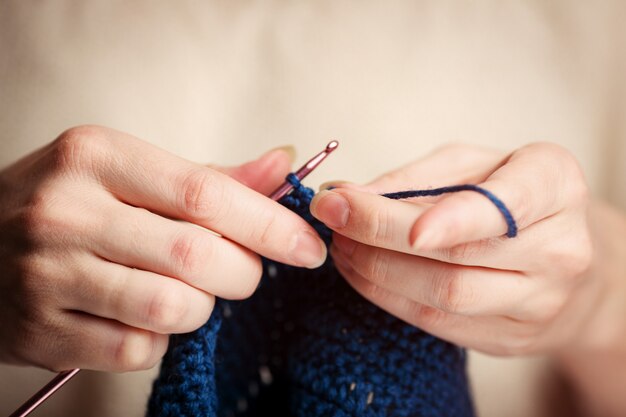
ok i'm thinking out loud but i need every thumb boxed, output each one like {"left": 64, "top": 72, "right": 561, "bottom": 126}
{"left": 210, "top": 146, "right": 296, "bottom": 196}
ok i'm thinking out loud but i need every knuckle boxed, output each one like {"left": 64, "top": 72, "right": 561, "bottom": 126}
{"left": 113, "top": 330, "right": 158, "bottom": 371}
{"left": 364, "top": 206, "right": 392, "bottom": 244}
{"left": 359, "top": 279, "right": 388, "bottom": 303}
{"left": 433, "top": 269, "right": 471, "bottom": 314}
{"left": 16, "top": 258, "right": 52, "bottom": 302}
{"left": 169, "top": 232, "right": 210, "bottom": 280}
{"left": 444, "top": 242, "right": 489, "bottom": 263}
{"left": 22, "top": 187, "right": 59, "bottom": 236}
{"left": 249, "top": 212, "right": 278, "bottom": 248}
{"left": 542, "top": 143, "right": 577, "bottom": 168}
{"left": 561, "top": 163, "right": 588, "bottom": 206}
{"left": 53, "top": 125, "right": 107, "bottom": 171}
{"left": 21, "top": 185, "right": 87, "bottom": 249}
{"left": 527, "top": 142, "right": 588, "bottom": 205}
{"left": 524, "top": 141, "right": 567, "bottom": 158}
{"left": 568, "top": 180, "right": 589, "bottom": 207}
{"left": 12, "top": 310, "right": 63, "bottom": 367}
{"left": 535, "top": 292, "right": 568, "bottom": 323}
{"left": 544, "top": 237, "right": 592, "bottom": 278}
{"left": 562, "top": 159, "right": 589, "bottom": 205}
{"left": 361, "top": 249, "right": 391, "bottom": 287}
{"left": 409, "top": 303, "right": 447, "bottom": 328}
{"left": 508, "top": 181, "right": 533, "bottom": 227}
{"left": 146, "top": 288, "right": 189, "bottom": 333}
{"left": 178, "top": 169, "right": 226, "bottom": 220}
{"left": 544, "top": 243, "right": 570, "bottom": 267}
{"left": 567, "top": 237, "right": 593, "bottom": 277}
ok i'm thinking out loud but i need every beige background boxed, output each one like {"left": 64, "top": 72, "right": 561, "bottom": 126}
{"left": 0, "top": 1, "right": 624, "bottom": 416}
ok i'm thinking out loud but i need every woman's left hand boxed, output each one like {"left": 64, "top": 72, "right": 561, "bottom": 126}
{"left": 310, "top": 143, "right": 597, "bottom": 356}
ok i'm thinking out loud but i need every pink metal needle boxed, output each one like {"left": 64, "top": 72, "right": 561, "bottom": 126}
{"left": 9, "top": 369, "right": 80, "bottom": 417}
{"left": 269, "top": 140, "right": 339, "bottom": 201}
{"left": 8, "top": 140, "right": 339, "bottom": 417}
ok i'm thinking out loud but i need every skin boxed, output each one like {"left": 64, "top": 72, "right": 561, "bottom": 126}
{"left": 0, "top": 125, "right": 327, "bottom": 373}
{"left": 1, "top": 133, "right": 623, "bottom": 414}
{"left": 310, "top": 143, "right": 626, "bottom": 417}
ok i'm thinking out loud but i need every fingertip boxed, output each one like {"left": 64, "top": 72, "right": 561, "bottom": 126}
{"left": 309, "top": 189, "right": 331, "bottom": 218}
{"left": 409, "top": 198, "right": 466, "bottom": 250}
{"left": 266, "top": 145, "right": 296, "bottom": 164}
{"left": 409, "top": 201, "right": 453, "bottom": 250}
{"left": 309, "top": 189, "right": 350, "bottom": 229}
{"left": 409, "top": 218, "right": 437, "bottom": 251}
{"left": 255, "top": 147, "right": 294, "bottom": 178}
{"left": 288, "top": 229, "right": 328, "bottom": 269}
{"left": 238, "top": 149, "right": 294, "bottom": 194}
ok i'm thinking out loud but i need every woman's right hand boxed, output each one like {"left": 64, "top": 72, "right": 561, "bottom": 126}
{"left": 0, "top": 125, "right": 326, "bottom": 372}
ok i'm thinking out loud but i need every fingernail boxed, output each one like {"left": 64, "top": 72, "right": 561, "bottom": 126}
{"left": 332, "top": 234, "right": 357, "bottom": 256}
{"left": 269, "top": 145, "right": 296, "bottom": 163}
{"left": 312, "top": 190, "right": 350, "bottom": 228}
{"left": 289, "top": 230, "right": 327, "bottom": 269}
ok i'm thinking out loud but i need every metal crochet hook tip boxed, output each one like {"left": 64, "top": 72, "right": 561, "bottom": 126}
{"left": 269, "top": 140, "right": 339, "bottom": 201}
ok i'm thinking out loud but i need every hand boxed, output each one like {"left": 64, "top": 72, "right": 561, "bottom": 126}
{"left": 0, "top": 125, "right": 326, "bottom": 372}
{"left": 311, "top": 143, "right": 597, "bottom": 356}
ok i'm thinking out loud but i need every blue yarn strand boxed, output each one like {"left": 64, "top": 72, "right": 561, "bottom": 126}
{"left": 381, "top": 185, "right": 518, "bottom": 238}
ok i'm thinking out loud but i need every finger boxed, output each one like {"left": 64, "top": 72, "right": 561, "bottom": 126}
{"left": 424, "top": 211, "right": 591, "bottom": 275}
{"left": 339, "top": 267, "right": 539, "bottom": 356}
{"left": 61, "top": 254, "right": 215, "bottom": 335}
{"left": 312, "top": 184, "right": 585, "bottom": 275}
{"left": 360, "top": 144, "right": 505, "bottom": 192}
{"left": 310, "top": 187, "right": 430, "bottom": 251}
{"left": 330, "top": 240, "right": 531, "bottom": 317}
{"left": 39, "top": 312, "right": 169, "bottom": 372}
{"left": 331, "top": 214, "right": 583, "bottom": 274}
{"left": 410, "top": 143, "right": 587, "bottom": 250}
{"left": 80, "top": 127, "right": 325, "bottom": 268}
{"left": 92, "top": 198, "right": 263, "bottom": 299}
{"left": 211, "top": 146, "right": 295, "bottom": 195}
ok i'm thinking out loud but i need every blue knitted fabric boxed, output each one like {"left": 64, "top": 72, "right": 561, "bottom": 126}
{"left": 147, "top": 180, "right": 475, "bottom": 417}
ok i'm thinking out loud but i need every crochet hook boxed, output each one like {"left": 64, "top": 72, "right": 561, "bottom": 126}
{"left": 8, "top": 140, "right": 339, "bottom": 417}
{"left": 269, "top": 140, "right": 339, "bottom": 200}
{"left": 9, "top": 369, "right": 80, "bottom": 417}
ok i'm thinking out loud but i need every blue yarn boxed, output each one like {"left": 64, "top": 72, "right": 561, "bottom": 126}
{"left": 147, "top": 175, "right": 477, "bottom": 417}
{"left": 381, "top": 185, "right": 518, "bottom": 238}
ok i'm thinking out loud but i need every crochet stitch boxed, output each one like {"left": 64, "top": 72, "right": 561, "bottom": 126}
{"left": 147, "top": 178, "right": 476, "bottom": 417}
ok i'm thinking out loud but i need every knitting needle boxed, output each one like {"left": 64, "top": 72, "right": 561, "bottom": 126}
{"left": 269, "top": 140, "right": 339, "bottom": 201}
{"left": 8, "top": 140, "right": 339, "bottom": 417}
